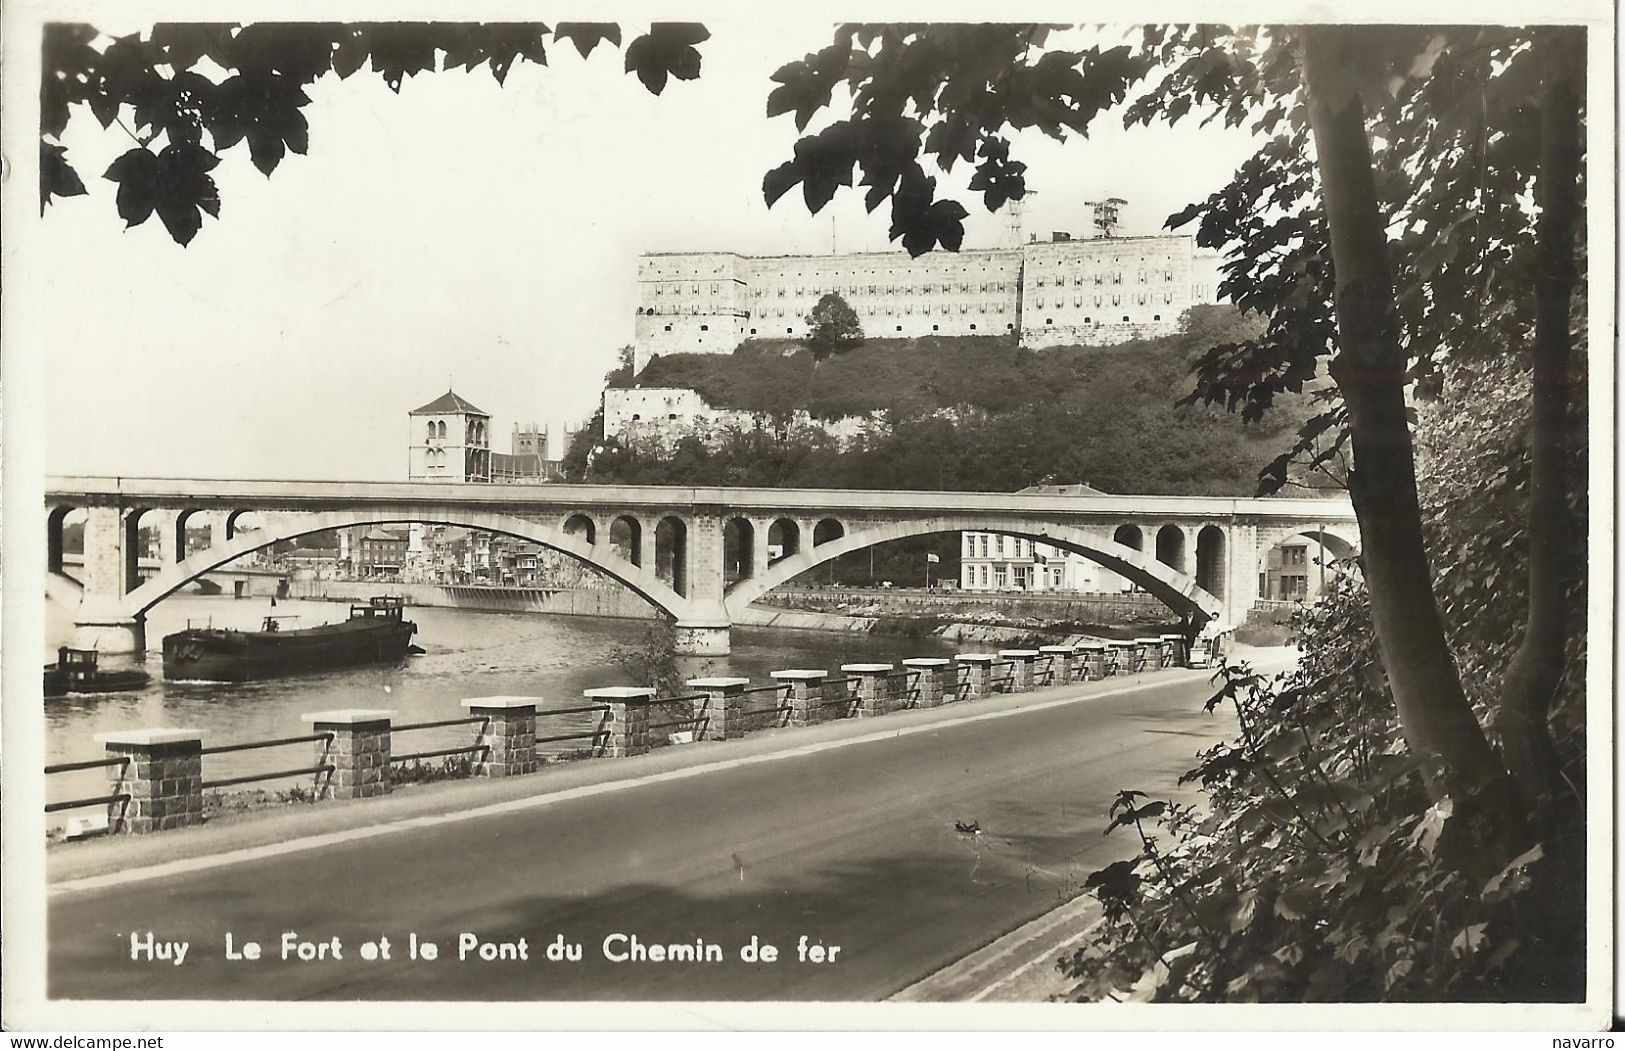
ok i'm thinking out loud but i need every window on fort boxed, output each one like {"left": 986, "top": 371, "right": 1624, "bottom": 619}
{"left": 664, "top": 325, "right": 671, "bottom": 331}
{"left": 750, "top": 328, "right": 757, "bottom": 334}
{"left": 700, "top": 324, "right": 708, "bottom": 331}
{"left": 632, "top": 414, "right": 641, "bottom": 421}
{"left": 1154, "top": 314, "right": 1161, "bottom": 321}
{"left": 1122, "top": 315, "right": 1130, "bottom": 322}
{"left": 896, "top": 325, "right": 903, "bottom": 332}
{"left": 970, "top": 324, "right": 977, "bottom": 330}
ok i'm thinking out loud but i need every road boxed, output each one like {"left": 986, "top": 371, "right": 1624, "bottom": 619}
{"left": 48, "top": 666, "right": 1255, "bottom": 1001}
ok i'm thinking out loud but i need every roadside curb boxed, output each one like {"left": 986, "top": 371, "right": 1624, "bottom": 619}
{"left": 891, "top": 882, "right": 1102, "bottom": 1002}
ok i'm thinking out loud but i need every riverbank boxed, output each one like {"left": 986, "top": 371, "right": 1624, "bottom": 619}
{"left": 292, "top": 579, "right": 1174, "bottom": 643}
{"left": 289, "top": 578, "right": 657, "bottom": 619}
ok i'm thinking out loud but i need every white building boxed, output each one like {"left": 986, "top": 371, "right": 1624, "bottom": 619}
{"left": 632, "top": 228, "right": 1223, "bottom": 371}
{"left": 958, "top": 484, "right": 1135, "bottom": 595}
{"left": 408, "top": 389, "right": 491, "bottom": 483}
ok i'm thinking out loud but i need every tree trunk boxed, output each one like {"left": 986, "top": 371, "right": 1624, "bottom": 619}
{"left": 1498, "top": 27, "right": 1584, "bottom": 824}
{"left": 1299, "top": 28, "right": 1507, "bottom": 798}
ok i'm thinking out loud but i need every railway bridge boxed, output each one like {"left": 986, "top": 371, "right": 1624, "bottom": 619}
{"left": 45, "top": 477, "right": 1359, "bottom": 656}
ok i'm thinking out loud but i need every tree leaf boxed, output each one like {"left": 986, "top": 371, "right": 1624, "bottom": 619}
{"left": 40, "top": 141, "right": 88, "bottom": 213}
{"left": 554, "top": 23, "right": 621, "bottom": 59}
{"left": 624, "top": 23, "right": 710, "bottom": 96}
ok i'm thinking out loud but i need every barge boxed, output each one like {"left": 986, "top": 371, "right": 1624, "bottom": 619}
{"left": 162, "top": 597, "right": 418, "bottom": 682}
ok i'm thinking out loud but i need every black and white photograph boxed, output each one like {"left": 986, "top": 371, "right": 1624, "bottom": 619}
{"left": 1, "top": 0, "right": 1613, "bottom": 1034}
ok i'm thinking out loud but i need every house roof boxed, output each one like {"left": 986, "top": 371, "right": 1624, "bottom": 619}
{"left": 1018, "top": 483, "right": 1109, "bottom": 497}
{"left": 491, "top": 451, "right": 544, "bottom": 475}
{"left": 411, "top": 390, "right": 488, "bottom": 416}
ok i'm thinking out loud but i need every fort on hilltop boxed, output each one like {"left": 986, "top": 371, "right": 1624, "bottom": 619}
{"left": 632, "top": 204, "right": 1224, "bottom": 372}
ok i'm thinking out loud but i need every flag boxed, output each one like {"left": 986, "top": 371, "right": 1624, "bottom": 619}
{"left": 926, "top": 553, "right": 941, "bottom": 564}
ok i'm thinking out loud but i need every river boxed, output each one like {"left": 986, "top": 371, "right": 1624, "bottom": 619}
{"left": 44, "top": 595, "right": 957, "bottom": 823}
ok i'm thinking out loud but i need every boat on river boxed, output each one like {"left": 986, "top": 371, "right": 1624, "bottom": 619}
{"left": 44, "top": 647, "right": 152, "bottom": 696}
{"left": 161, "top": 596, "right": 419, "bottom": 682}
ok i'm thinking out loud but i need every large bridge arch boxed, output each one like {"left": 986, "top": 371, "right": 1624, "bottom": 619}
{"left": 722, "top": 516, "right": 1225, "bottom": 623}
{"left": 120, "top": 509, "right": 690, "bottom": 622}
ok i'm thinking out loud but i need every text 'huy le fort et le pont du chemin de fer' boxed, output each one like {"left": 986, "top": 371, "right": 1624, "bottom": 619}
{"left": 125, "top": 930, "right": 844, "bottom": 967}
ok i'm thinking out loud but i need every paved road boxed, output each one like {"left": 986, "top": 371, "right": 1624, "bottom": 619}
{"left": 49, "top": 670, "right": 1247, "bottom": 1001}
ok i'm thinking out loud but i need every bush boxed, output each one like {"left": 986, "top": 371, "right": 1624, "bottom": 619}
{"left": 1058, "top": 355, "right": 1587, "bottom": 1002}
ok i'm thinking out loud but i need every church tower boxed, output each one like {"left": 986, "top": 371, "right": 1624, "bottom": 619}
{"left": 408, "top": 389, "right": 491, "bottom": 483}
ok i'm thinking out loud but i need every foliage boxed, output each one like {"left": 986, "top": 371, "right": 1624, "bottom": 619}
{"left": 1061, "top": 357, "right": 1586, "bottom": 1002}
{"left": 607, "top": 620, "right": 712, "bottom": 732}
{"left": 393, "top": 753, "right": 477, "bottom": 785}
{"left": 803, "top": 292, "right": 864, "bottom": 363}
{"left": 603, "top": 344, "right": 637, "bottom": 387}
{"left": 579, "top": 307, "right": 1313, "bottom": 499}
{"left": 40, "top": 21, "right": 711, "bottom": 242}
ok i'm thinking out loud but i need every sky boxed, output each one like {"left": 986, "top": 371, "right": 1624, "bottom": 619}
{"left": 40, "top": 19, "right": 1264, "bottom": 481}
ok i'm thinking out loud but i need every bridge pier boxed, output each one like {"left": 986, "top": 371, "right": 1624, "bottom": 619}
{"left": 70, "top": 596, "right": 146, "bottom": 662}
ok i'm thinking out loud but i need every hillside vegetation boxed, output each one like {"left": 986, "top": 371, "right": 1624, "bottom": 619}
{"left": 584, "top": 306, "right": 1312, "bottom": 498}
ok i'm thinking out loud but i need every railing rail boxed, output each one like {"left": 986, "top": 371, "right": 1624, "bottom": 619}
{"left": 391, "top": 745, "right": 489, "bottom": 765}
{"left": 45, "top": 755, "right": 130, "bottom": 776}
{"left": 199, "top": 732, "right": 332, "bottom": 756}
{"left": 45, "top": 791, "right": 132, "bottom": 814}
{"left": 542, "top": 704, "right": 612, "bottom": 718}
{"left": 538, "top": 729, "right": 609, "bottom": 745}
{"left": 393, "top": 716, "right": 487, "bottom": 734}
{"left": 204, "top": 764, "right": 335, "bottom": 790}
{"left": 648, "top": 714, "right": 707, "bottom": 732}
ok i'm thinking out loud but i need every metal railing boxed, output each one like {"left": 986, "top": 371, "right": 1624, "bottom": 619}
{"left": 44, "top": 753, "right": 134, "bottom": 815}
{"left": 45, "top": 644, "right": 1203, "bottom": 824}
{"left": 200, "top": 731, "right": 336, "bottom": 789}
{"left": 391, "top": 715, "right": 490, "bottom": 766}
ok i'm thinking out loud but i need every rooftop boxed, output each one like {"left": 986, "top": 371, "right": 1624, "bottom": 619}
{"left": 411, "top": 390, "right": 488, "bottom": 416}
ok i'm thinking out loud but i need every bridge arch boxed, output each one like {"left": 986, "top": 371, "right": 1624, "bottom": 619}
{"left": 47, "top": 505, "right": 82, "bottom": 574}
{"left": 723, "top": 516, "right": 1225, "bottom": 623}
{"left": 120, "top": 509, "right": 689, "bottom": 622}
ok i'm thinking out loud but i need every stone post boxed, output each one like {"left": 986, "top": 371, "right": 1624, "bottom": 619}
{"left": 585, "top": 687, "right": 654, "bottom": 757}
{"left": 1077, "top": 642, "right": 1107, "bottom": 680}
{"left": 1038, "top": 646, "right": 1073, "bottom": 687}
{"left": 902, "top": 658, "right": 953, "bottom": 709}
{"left": 461, "top": 696, "right": 538, "bottom": 777}
{"left": 772, "top": 670, "right": 829, "bottom": 727}
{"left": 304, "top": 709, "right": 394, "bottom": 800}
{"left": 842, "top": 663, "right": 896, "bottom": 718}
{"left": 1109, "top": 640, "right": 1137, "bottom": 676}
{"left": 1136, "top": 637, "right": 1164, "bottom": 672}
{"left": 957, "top": 653, "right": 997, "bottom": 700}
{"left": 999, "top": 649, "right": 1040, "bottom": 692}
{"left": 1160, "top": 633, "right": 1186, "bottom": 669}
{"left": 688, "top": 676, "right": 749, "bottom": 741}
{"left": 94, "top": 729, "right": 204, "bottom": 834}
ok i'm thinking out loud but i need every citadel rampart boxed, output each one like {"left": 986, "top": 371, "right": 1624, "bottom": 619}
{"left": 633, "top": 233, "right": 1223, "bottom": 370}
